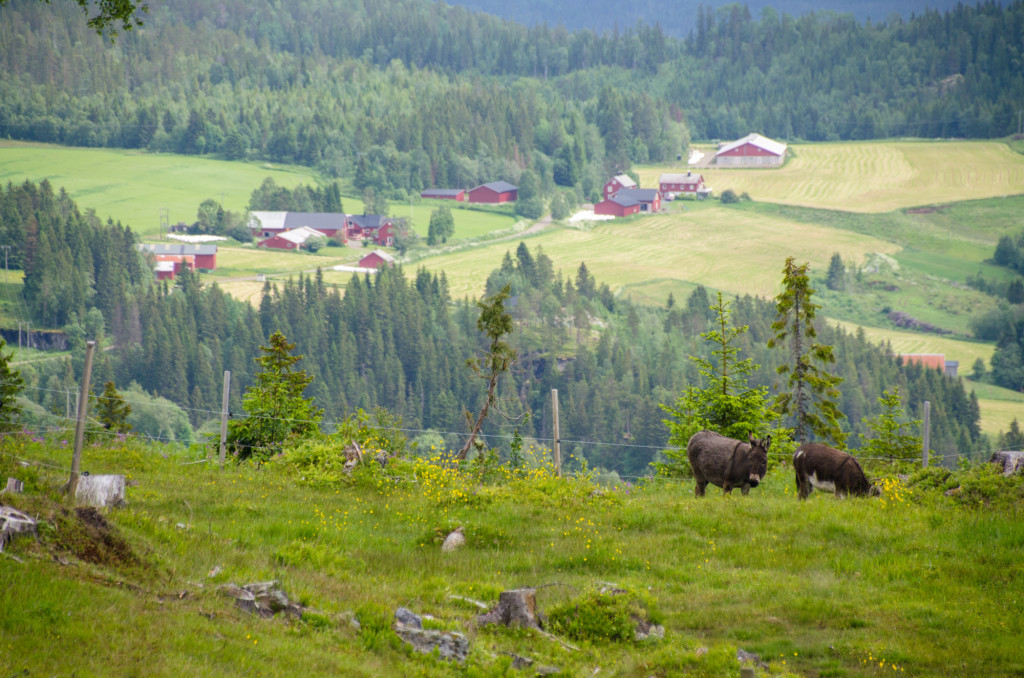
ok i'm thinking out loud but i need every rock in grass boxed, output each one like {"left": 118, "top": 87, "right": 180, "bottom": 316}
{"left": 392, "top": 625, "right": 469, "bottom": 662}
{"left": 220, "top": 580, "right": 303, "bottom": 619}
{"left": 441, "top": 526, "right": 465, "bottom": 552}
{"left": 394, "top": 607, "right": 423, "bottom": 629}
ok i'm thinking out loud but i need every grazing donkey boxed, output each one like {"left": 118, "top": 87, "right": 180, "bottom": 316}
{"left": 793, "top": 442, "right": 880, "bottom": 499}
{"left": 686, "top": 430, "right": 771, "bottom": 497}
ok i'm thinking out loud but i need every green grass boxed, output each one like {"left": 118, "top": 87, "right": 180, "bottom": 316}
{"left": 639, "top": 140, "right": 1024, "bottom": 213}
{"left": 2, "top": 436, "right": 1023, "bottom": 677}
{"left": 0, "top": 141, "right": 320, "bottom": 235}
{"left": 391, "top": 200, "right": 520, "bottom": 240}
{"left": 413, "top": 207, "right": 899, "bottom": 300}
{"left": 828, "top": 319, "right": 995, "bottom": 367}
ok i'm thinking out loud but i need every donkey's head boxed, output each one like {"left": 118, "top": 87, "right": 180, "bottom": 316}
{"left": 746, "top": 434, "right": 771, "bottom": 487}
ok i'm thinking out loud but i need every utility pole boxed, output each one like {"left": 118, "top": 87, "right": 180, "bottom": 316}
{"left": 17, "top": 321, "right": 30, "bottom": 356}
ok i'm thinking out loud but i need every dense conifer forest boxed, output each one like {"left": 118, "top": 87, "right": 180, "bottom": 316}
{"left": 2, "top": 181, "right": 983, "bottom": 474}
{"left": 1, "top": 0, "right": 1021, "bottom": 200}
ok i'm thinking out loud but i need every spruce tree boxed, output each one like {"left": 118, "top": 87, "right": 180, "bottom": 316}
{"left": 768, "top": 257, "right": 847, "bottom": 446}
{"left": 226, "top": 331, "right": 323, "bottom": 462}
{"left": 94, "top": 380, "right": 132, "bottom": 434}
{"left": 0, "top": 338, "right": 25, "bottom": 432}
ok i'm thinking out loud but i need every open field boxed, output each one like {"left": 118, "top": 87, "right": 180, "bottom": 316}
{"left": 638, "top": 140, "right": 1024, "bottom": 213}
{"left": 2, "top": 437, "right": 1023, "bottom": 677}
{"left": 0, "top": 141, "right": 320, "bottom": 235}
{"left": 413, "top": 207, "right": 900, "bottom": 300}
{"left": 389, "top": 200, "right": 520, "bottom": 240}
{"left": 828, "top": 319, "right": 995, "bottom": 368}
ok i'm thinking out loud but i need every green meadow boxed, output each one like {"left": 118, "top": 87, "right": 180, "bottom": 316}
{"left": 2, "top": 436, "right": 1022, "bottom": 677}
{"left": 0, "top": 141, "right": 320, "bottom": 235}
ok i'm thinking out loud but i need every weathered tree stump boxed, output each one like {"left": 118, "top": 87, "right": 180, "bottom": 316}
{"left": 3, "top": 477, "right": 24, "bottom": 494}
{"left": 75, "top": 475, "right": 126, "bottom": 507}
{"left": 475, "top": 588, "right": 543, "bottom": 630}
{"left": 990, "top": 451, "right": 1024, "bottom": 476}
{"left": 0, "top": 506, "right": 37, "bottom": 552}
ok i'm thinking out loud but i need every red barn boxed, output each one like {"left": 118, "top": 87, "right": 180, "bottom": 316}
{"left": 594, "top": 195, "right": 641, "bottom": 218}
{"left": 603, "top": 174, "right": 637, "bottom": 200}
{"left": 659, "top": 172, "right": 705, "bottom": 197}
{"left": 467, "top": 181, "right": 518, "bottom": 204}
{"left": 139, "top": 243, "right": 217, "bottom": 270}
{"left": 420, "top": 188, "right": 465, "bottom": 201}
{"left": 715, "top": 133, "right": 788, "bottom": 167}
{"left": 359, "top": 250, "right": 396, "bottom": 269}
{"left": 153, "top": 255, "right": 195, "bottom": 280}
{"left": 615, "top": 188, "right": 661, "bottom": 212}
{"left": 899, "top": 354, "right": 959, "bottom": 377}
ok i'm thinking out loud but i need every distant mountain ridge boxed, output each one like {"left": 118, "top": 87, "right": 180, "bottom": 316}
{"left": 447, "top": 0, "right": 974, "bottom": 37}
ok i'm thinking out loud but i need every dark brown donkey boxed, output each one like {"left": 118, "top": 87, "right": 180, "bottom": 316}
{"left": 686, "top": 430, "right": 771, "bottom": 497}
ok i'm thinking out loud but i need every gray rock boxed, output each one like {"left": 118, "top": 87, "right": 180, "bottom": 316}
{"left": 395, "top": 606, "right": 423, "bottom": 629}
{"left": 737, "top": 648, "right": 769, "bottom": 670}
{"left": 220, "top": 580, "right": 303, "bottom": 619}
{"left": 392, "top": 625, "right": 468, "bottom": 662}
{"left": 634, "top": 620, "right": 665, "bottom": 641}
{"left": 441, "top": 527, "right": 465, "bottom": 552}
{"left": 990, "top": 451, "right": 1024, "bottom": 476}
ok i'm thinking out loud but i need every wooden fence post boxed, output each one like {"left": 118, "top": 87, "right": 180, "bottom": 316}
{"left": 552, "top": 389, "right": 561, "bottom": 478}
{"left": 68, "top": 340, "right": 96, "bottom": 497}
{"left": 922, "top": 400, "right": 931, "bottom": 467}
{"left": 219, "top": 370, "right": 231, "bottom": 468}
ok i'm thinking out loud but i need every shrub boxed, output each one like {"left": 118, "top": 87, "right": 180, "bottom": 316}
{"left": 548, "top": 587, "right": 661, "bottom": 643}
{"left": 720, "top": 189, "right": 739, "bottom": 204}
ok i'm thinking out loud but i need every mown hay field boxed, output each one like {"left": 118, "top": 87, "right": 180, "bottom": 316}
{"left": 415, "top": 207, "right": 900, "bottom": 300}
{"left": 828, "top": 319, "right": 996, "bottom": 369}
{"left": 638, "top": 140, "right": 1024, "bottom": 213}
{"left": 0, "top": 141, "right": 319, "bottom": 235}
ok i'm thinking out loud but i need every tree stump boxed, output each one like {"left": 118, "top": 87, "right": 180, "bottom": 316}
{"left": 75, "top": 475, "right": 126, "bottom": 507}
{"left": 474, "top": 588, "right": 542, "bottom": 630}
{"left": 0, "top": 506, "right": 37, "bottom": 552}
{"left": 990, "top": 451, "right": 1024, "bottom": 476}
{"left": 3, "top": 478, "right": 24, "bottom": 494}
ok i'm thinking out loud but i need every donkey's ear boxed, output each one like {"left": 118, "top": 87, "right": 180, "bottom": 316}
{"left": 748, "top": 432, "right": 756, "bottom": 444}
{"left": 764, "top": 435, "right": 772, "bottom": 451}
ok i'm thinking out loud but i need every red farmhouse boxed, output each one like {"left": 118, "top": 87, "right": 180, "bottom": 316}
{"left": 659, "top": 172, "right": 705, "bottom": 197}
{"left": 603, "top": 174, "right": 637, "bottom": 200}
{"left": 420, "top": 188, "right": 465, "bottom": 201}
{"left": 467, "top": 181, "right": 518, "bottom": 204}
{"left": 715, "top": 133, "right": 788, "bottom": 167}
{"left": 594, "top": 195, "right": 641, "bottom": 218}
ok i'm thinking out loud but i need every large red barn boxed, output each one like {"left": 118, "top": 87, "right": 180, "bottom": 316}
{"left": 715, "top": 133, "right": 788, "bottom": 167}
{"left": 467, "top": 181, "right": 518, "bottom": 204}
{"left": 139, "top": 243, "right": 217, "bottom": 270}
{"left": 420, "top": 188, "right": 465, "bottom": 201}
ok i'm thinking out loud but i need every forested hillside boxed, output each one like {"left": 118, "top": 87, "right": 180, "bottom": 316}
{"left": 4, "top": 182, "right": 983, "bottom": 474}
{"left": 449, "top": 0, "right": 968, "bottom": 38}
{"left": 1, "top": 0, "right": 1021, "bottom": 202}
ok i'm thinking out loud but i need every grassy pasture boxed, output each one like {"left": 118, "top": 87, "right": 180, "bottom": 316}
{"left": 639, "top": 140, "right": 1024, "bottom": 213}
{"left": 391, "top": 200, "right": 519, "bottom": 240}
{"left": 0, "top": 141, "right": 319, "bottom": 235}
{"left": 2, "top": 437, "right": 1023, "bottom": 677}
{"left": 414, "top": 207, "right": 899, "bottom": 300}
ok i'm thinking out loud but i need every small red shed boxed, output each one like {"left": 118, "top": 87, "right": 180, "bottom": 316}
{"left": 594, "top": 195, "right": 641, "bottom": 218}
{"left": 359, "top": 250, "right": 396, "bottom": 269}
{"left": 467, "top": 181, "right": 518, "bottom": 204}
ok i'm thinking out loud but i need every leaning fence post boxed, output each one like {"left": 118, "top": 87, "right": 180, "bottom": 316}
{"left": 219, "top": 370, "right": 231, "bottom": 468}
{"left": 552, "top": 389, "right": 561, "bottom": 477}
{"left": 922, "top": 400, "right": 931, "bottom": 467}
{"left": 68, "top": 340, "right": 96, "bottom": 497}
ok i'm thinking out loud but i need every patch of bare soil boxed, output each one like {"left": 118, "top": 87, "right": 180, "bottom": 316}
{"left": 51, "top": 506, "right": 140, "bottom": 568}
